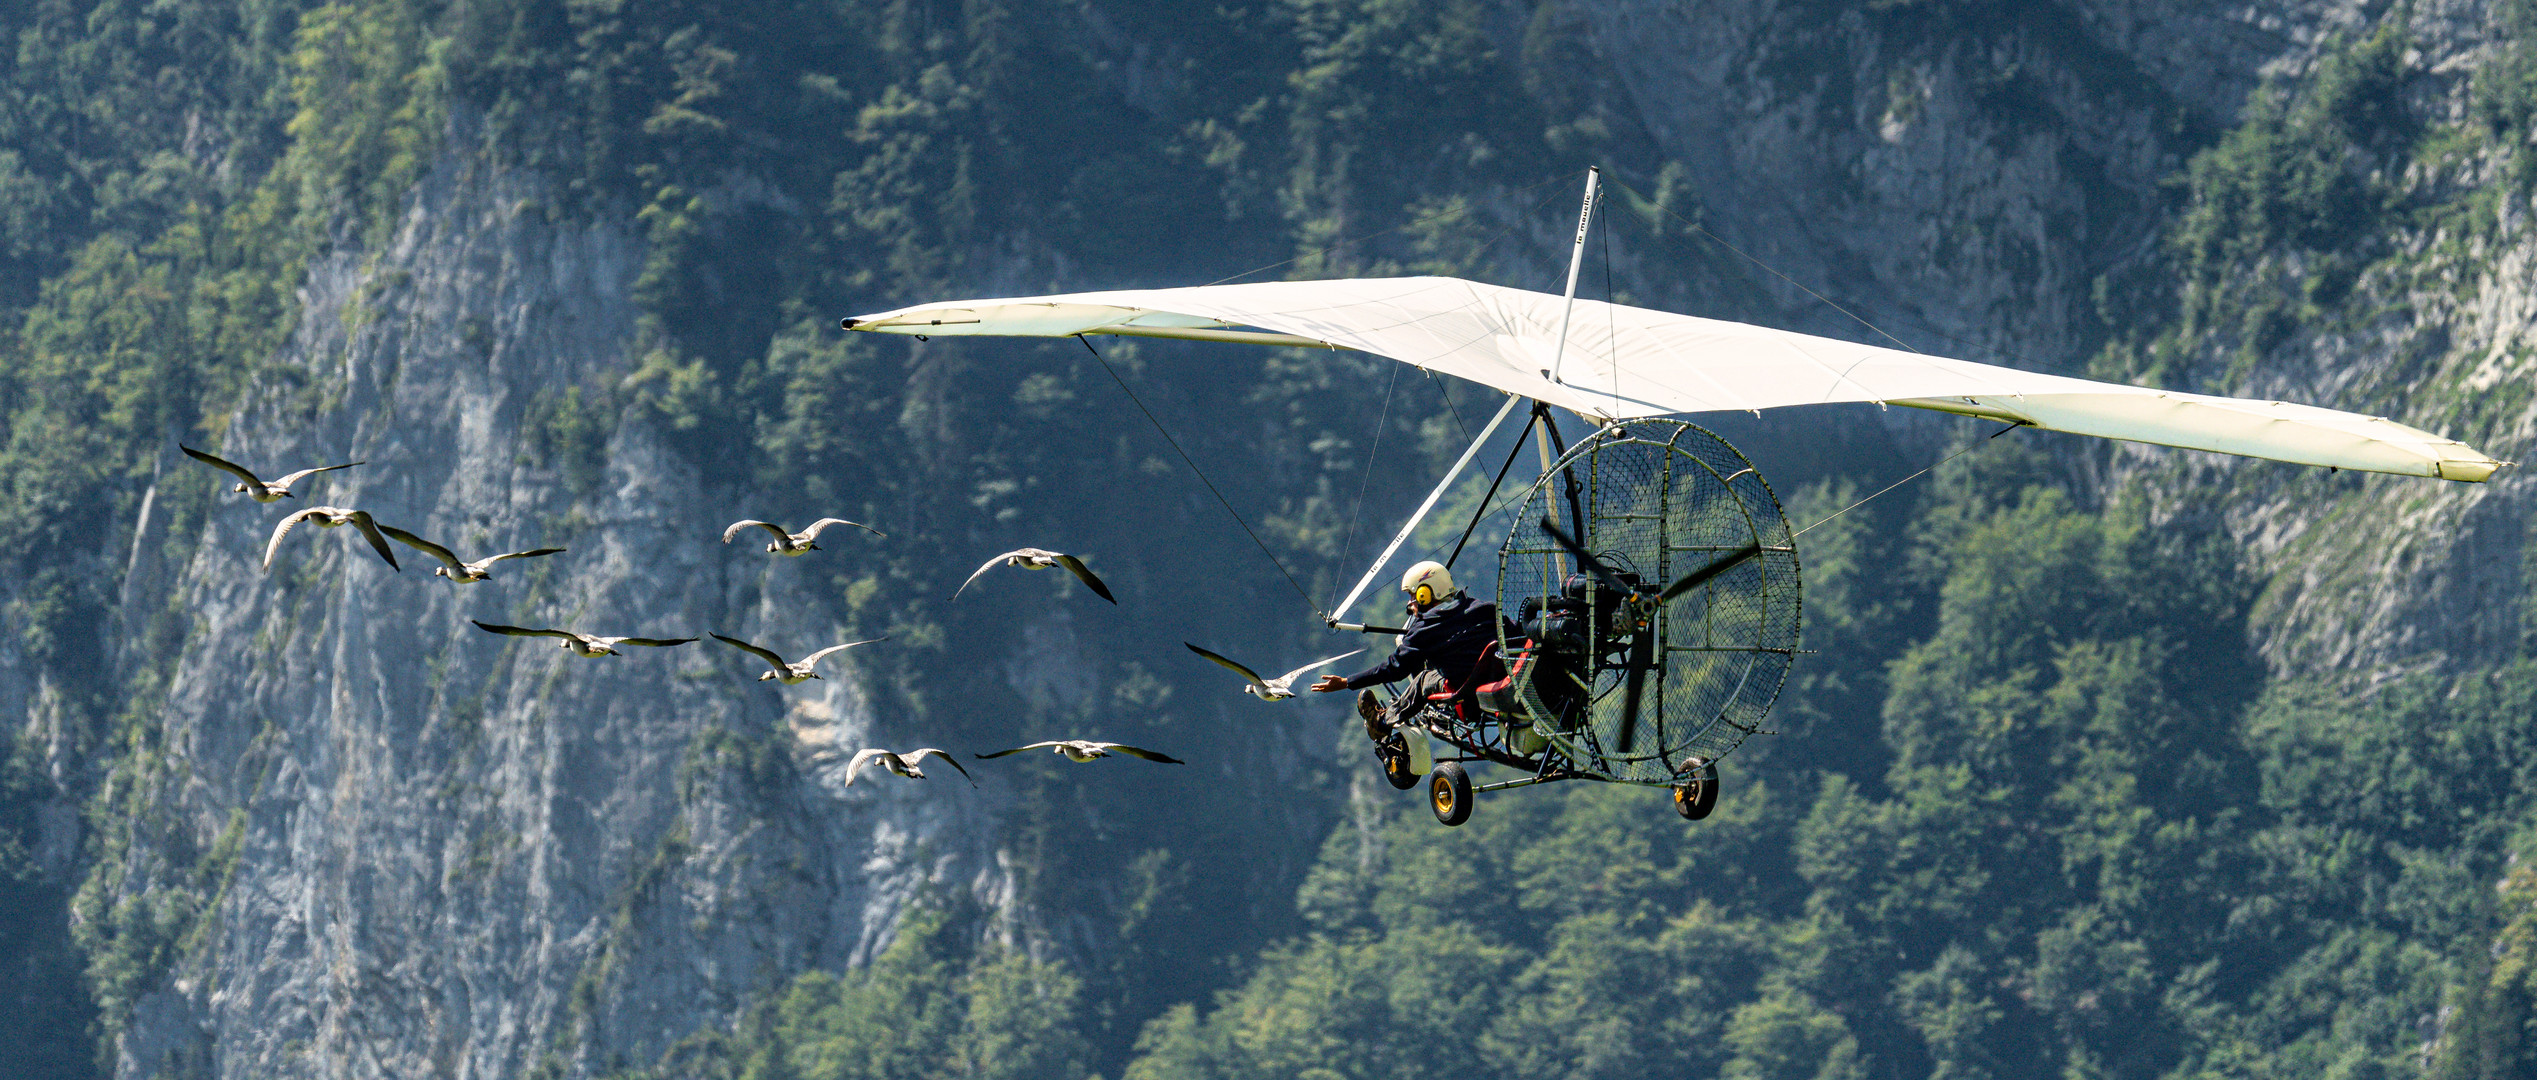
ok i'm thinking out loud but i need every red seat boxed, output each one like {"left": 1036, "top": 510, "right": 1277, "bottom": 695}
{"left": 1425, "top": 642, "right": 1509, "bottom": 719}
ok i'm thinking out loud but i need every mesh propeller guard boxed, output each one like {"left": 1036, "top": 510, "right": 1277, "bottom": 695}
{"left": 1497, "top": 421, "right": 1802, "bottom": 784}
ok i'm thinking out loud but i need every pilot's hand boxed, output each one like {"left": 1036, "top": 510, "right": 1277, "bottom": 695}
{"left": 1310, "top": 675, "right": 1349, "bottom": 693}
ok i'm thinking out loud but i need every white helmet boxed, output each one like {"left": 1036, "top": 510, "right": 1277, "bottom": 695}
{"left": 1401, "top": 561, "right": 1455, "bottom": 606}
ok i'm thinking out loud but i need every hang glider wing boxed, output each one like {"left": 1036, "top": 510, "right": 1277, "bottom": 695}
{"left": 844, "top": 276, "right": 2505, "bottom": 482}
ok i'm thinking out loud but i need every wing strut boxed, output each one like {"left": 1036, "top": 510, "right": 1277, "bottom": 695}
{"left": 1329, "top": 393, "right": 1523, "bottom": 631}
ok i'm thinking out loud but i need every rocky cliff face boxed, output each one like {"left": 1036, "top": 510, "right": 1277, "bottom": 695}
{"left": 92, "top": 139, "right": 1356, "bottom": 1077}
{"left": 55, "top": 0, "right": 2537, "bottom": 1076}
{"left": 104, "top": 158, "right": 888, "bottom": 1077}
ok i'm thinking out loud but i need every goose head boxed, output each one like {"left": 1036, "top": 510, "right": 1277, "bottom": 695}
{"left": 757, "top": 670, "right": 779, "bottom": 681}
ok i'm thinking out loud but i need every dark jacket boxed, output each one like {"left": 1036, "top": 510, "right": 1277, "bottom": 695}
{"left": 1341, "top": 593, "right": 1500, "bottom": 690}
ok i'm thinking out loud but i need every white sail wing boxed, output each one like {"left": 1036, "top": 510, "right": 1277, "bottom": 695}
{"left": 845, "top": 276, "right": 2504, "bottom": 482}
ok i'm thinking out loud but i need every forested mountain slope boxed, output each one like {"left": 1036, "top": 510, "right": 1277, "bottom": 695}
{"left": 0, "top": 1, "right": 2531, "bottom": 1078}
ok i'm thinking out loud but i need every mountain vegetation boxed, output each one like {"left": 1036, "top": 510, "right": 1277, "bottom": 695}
{"left": 0, "top": 1, "right": 2529, "bottom": 1078}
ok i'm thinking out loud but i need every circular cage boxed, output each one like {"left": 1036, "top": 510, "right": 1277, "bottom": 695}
{"left": 1496, "top": 421, "right": 1801, "bottom": 784}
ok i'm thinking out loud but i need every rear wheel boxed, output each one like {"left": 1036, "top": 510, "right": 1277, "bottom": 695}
{"left": 1429, "top": 761, "right": 1473, "bottom": 826}
{"left": 1376, "top": 734, "right": 1420, "bottom": 790}
{"left": 1672, "top": 758, "right": 1719, "bottom": 821}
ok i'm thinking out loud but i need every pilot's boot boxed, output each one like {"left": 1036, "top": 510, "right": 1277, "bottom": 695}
{"left": 1357, "top": 689, "right": 1386, "bottom": 741}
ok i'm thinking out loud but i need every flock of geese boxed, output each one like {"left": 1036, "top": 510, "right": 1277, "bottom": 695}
{"left": 186, "top": 442, "right": 1348, "bottom": 790}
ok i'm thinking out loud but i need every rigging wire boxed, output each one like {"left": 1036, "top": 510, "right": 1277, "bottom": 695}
{"left": 1340, "top": 361, "right": 1404, "bottom": 570}
{"left": 1077, "top": 335, "right": 1322, "bottom": 616}
{"left": 1581, "top": 178, "right": 2049, "bottom": 539}
{"left": 1425, "top": 369, "right": 1473, "bottom": 445}
{"left": 1204, "top": 171, "right": 1585, "bottom": 287}
{"left": 1791, "top": 421, "right": 2022, "bottom": 538}
{"left": 1607, "top": 176, "right": 2096, "bottom": 374}
{"left": 1605, "top": 177, "right": 1925, "bottom": 356}
{"left": 1601, "top": 192, "right": 1620, "bottom": 408}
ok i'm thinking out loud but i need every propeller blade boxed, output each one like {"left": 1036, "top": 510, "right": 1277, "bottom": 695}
{"left": 1538, "top": 517, "right": 1635, "bottom": 596}
{"left": 1656, "top": 543, "right": 1764, "bottom": 605}
{"left": 1613, "top": 627, "right": 1655, "bottom": 755}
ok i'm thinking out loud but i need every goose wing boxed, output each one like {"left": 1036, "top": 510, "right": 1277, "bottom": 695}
{"left": 183, "top": 445, "right": 267, "bottom": 486}
{"left": 1276, "top": 649, "right": 1366, "bottom": 685}
{"left": 843, "top": 748, "right": 894, "bottom": 786}
{"left": 377, "top": 525, "right": 464, "bottom": 570}
{"left": 264, "top": 507, "right": 326, "bottom": 569}
{"left": 1051, "top": 553, "right": 1116, "bottom": 604}
{"left": 801, "top": 517, "right": 885, "bottom": 540}
{"left": 710, "top": 633, "right": 791, "bottom": 668}
{"left": 346, "top": 511, "right": 399, "bottom": 570}
{"left": 1183, "top": 643, "right": 1266, "bottom": 689}
{"left": 722, "top": 520, "right": 791, "bottom": 544}
{"left": 953, "top": 551, "right": 1025, "bottom": 599}
{"left": 271, "top": 461, "right": 361, "bottom": 488}
{"left": 1098, "top": 742, "right": 1185, "bottom": 764}
{"left": 904, "top": 748, "right": 976, "bottom": 786}
{"left": 796, "top": 637, "right": 887, "bottom": 672}
{"left": 975, "top": 741, "right": 1064, "bottom": 759}
{"left": 603, "top": 636, "right": 697, "bottom": 648}
{"left": 471, "top": 620, "right": 579, "bottom": 640}
{"left": 482, "top": 547, "right": 566, "bottom": 565}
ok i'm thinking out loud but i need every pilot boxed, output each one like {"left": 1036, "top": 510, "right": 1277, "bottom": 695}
{"left": 1311, "top": 561, "right": 1500, "bottom": 740}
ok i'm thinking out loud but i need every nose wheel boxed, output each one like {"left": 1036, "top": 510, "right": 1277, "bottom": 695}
{"left": 1428, "top": 761, "right": 1472, "bottom": 826}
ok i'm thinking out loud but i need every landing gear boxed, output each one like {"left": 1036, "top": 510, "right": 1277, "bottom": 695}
{"left": 1375, "top": 732, "right": 1420, "bottom": 790}
{"left": 1672, "top": 758, "right": 1719, "bottom": 821}
{"left": 1429, "top": 761, "right": 1473, "bottom": 826}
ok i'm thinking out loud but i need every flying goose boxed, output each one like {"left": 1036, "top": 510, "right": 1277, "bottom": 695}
{"left": 974, "top": 740, "right": 1184, "bottom": 764}
{"left": 1185, "top": 643, "right": 1366, "bottom": 701}
{"left": 470, "top": 620, "right": 696, "bottom": 657}
{"left": 379, "top": 526, "right": 563, "bottom": 583}
{"left": 722, "top": 518, "right": 883, "bottom": 555}
{"left": 264, "top": 507, "right": 399, "bottom": 571}
{"left": 183, "top": 445, "right": 362, "bottom": 502}
{"left": 710, "top": 634, "right": 885, "bottom": 683}
{"left": 843, "top": 748, "right": 975, "bottom": 787}
{"left": 954, "top": 548, "right": 1116, "bottom": 604}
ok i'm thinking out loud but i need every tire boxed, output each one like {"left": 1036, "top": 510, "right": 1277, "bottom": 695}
{"left": 1377, "top": 734, "right": 1420, "bottom": 790}
{"left": 1672, "top": 758, "right": 1719, "bottom": 821}
{"left": 1429, "top": 761, "right": 1473, "bottom": 826}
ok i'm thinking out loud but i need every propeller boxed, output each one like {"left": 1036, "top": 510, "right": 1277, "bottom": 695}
{"left": 1615, "top": 618, "right": 1656, "bottom": 755}
{"left": 1659, "top": 543, "right": 1763, "bottom": 604}
{"left": 1538, "top": 516, "right": 1635, "bottom": 596}
{"left": 1540, "top": 519, "right": 1765, "bottom": 608}
{"left": 1539, "top": 518, "right": 1770, "bottom": 757}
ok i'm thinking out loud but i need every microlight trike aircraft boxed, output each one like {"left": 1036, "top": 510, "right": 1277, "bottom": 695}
{"left": 840, "top": 170, "right": 2506, "bottom": 827}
